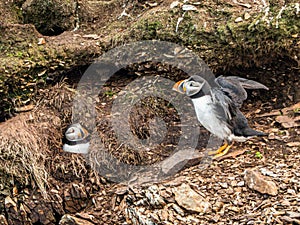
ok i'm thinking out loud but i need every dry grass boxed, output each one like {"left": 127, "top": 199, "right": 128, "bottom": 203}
{"left": 0, "top": 112, "right": 58, "bottom": 198}
{"left": 0, "top": 81, "right": 78, "bottom": 198}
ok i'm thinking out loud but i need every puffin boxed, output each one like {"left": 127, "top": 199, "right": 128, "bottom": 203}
{"left": 172, "top": 75, "right": 268, "bottom": 158}
{"left": 63, "top": 123, "right": 90, "bottom": 154}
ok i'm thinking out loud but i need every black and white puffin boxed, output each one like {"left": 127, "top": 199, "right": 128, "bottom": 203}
{"left": 63, "top": 123, "right": 90, "bottom": 154}
{"left": 173, "top": 75, "right": 268, "bottom": 158}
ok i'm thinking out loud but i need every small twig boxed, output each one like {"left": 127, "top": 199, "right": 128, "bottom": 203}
{"left": 260, "top": 0, "right": 270, "bottom": 25}
{"left": 72, "top": 0, "right": 80, "bottom": 31}
{"left": 175, "top": 16, "right": 184, "bottom": 33}
{"left": 261, "top": 6, "right": 270, "bottom": 25}
{"left": 232, "top": 0, "right": 252, "bottom": 8}
{"left": 118, "top": 9, "right": 131, "bottom": 19}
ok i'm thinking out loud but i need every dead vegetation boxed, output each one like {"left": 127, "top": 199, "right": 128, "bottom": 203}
{"left": 0, "top": 113, "right": 50, "bottom": 197}
{"left": 0, "top": 58, "right": 299, "bottom": 224}
{"left": 0, "top": 81, "right": 74, "bottom": 198}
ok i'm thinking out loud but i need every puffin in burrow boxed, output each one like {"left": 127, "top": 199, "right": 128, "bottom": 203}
{"left": 63, "top": 123, "right": 90, "bottom": 154}
{"left": 172, "top": 75, "right": 269, "bottom": 158}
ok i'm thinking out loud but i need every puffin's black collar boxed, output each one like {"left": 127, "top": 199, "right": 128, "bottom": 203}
{"left": 189, "top": 90, "right": 206, "bottom": 99}
{"left": 65, "top": 135, "right": 91, "bottom": 146}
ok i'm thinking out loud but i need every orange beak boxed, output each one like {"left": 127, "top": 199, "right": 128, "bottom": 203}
{"left": 172, "top": 80, "right": 186, "bottom": 94}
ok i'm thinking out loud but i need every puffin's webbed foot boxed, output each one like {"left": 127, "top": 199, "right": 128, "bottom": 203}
{"left": 208, "top": 142, "right": 233, "bottom": 159}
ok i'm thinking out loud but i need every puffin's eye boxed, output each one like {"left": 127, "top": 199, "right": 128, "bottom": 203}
{"left": 66, "top": 128, "right": 74, "bottom": 134}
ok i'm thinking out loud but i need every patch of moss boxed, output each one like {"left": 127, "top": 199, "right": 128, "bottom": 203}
{"left": 135, "top": 19, "right": 163, "bottom": 39}
{"left": 0, "top": 23, "right": 102, "bottom": 120}
{"left": 131, "top": 3, "right": 297, "bottom": 73}
{"left": 0, "top": 2, "right": 298, "bottom": 119}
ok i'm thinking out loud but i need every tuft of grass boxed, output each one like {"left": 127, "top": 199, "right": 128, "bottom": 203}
{"left": 0, "top": 113, "right": 52, "bottom": 198}
{"left": 255, "top": 151, "right": 263, "bottom": 159}
{"left": 104, "top": 90, "right": 116, "bottom": 97}
{"left": 293, "top": 108, "right": 300, "bottom": 113}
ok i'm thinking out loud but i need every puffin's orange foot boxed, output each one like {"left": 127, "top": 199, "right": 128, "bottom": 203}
{"left": 208, "top": 143, "right": 233, "bottom": 159}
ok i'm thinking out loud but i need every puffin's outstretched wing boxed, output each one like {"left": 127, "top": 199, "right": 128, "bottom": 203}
{"left": 215, "top": 76, "right": 269, "bottom": 108}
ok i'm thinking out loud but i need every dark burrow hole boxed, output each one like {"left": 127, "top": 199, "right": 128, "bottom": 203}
{"left": 21, "top": 0, "right": 77, "bottom": 36}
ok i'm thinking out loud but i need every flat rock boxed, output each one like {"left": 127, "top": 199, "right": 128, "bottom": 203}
{"left": 173, "top": 183, "right": 210, "bottom": 213}
{"left": 244, "top": 12, "right": 251, "bottom": 20}
{"left": 276, "top": 115, "right": 300, "bottom": 128}
{"left": 4, "top": 196, "right": 17, "bottom": 209}
{"left": 170, "top": 1, "right": 180, "bottom": 9}
{"left": 182, "top": 5, "right": 198, "bottom": 11}
{"left": 59, "top": 214, "right": 94, "bottom": 225}
{"left": 145, "top": 185, "right": 166, "bottom": 207}
{"left": 287, "top": 211, "right": 300, "bottom": 218}
{"left": 235, "top": 17, "right": 243, "bottom": 23}
{"left": 287, "top": 141, "right": 300, "bottom": 147}
{"left": 244, "top": 169, "right": 278, "bottom": 196}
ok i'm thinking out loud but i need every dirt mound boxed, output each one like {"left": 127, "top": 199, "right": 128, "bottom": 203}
{"left": 0, "top": 81, "right": 72, "bottom": 198}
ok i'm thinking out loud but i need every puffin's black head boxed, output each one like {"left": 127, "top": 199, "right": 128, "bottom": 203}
{"left": 172, "top": 75, "right": 207, "bottom": 97}
{"left": 64, "top": 123, "right": 90, "bottom": 145}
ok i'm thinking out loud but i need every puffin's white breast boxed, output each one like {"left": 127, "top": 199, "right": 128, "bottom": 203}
{"left": 191, "top": 95, "right": 232, "bottom": 140}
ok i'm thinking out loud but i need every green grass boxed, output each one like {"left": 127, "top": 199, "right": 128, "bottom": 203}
{"left": 255, "top": 151, "right": 263, "bottom": 159}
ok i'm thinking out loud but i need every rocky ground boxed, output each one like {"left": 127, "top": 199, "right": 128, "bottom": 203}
{"left": 79, "top": 60, "right": 300, "bottom": 225}
{"left": 1, "top": 59, "right": 300, "bottom": 225}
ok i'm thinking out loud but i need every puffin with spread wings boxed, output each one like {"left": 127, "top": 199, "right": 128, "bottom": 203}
{"left": 173, "top": 75, "right": 268, "bottom": 158}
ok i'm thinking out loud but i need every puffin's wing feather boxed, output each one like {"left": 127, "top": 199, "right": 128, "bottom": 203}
{"left": 215, "top": 76, "right": 247, "bottom": 108}
{"left": 225, "top": 76, "right": 269, "bottom": 90}
{"left": 215, "top": 76, "right": 268, "bottom": 108}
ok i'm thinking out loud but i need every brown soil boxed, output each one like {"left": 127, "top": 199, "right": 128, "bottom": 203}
{"left": 82, "top": 59, "right": 300, "bottom": 225}
{"left": 0, "top": 57, "right": 299, "bottom": 225}
{"left": 19, "top": 60, "right": 300, "bottom": 224}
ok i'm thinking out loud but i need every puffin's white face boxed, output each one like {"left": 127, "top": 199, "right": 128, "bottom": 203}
{"left": 63, "top": 123, "right": 90, "bottom": 154}
{"left": 65, "top": 124, "right": 89, "bottom": 141}
{"left": 182, "top": 80, "right": 204, "bottom": 96}
{"left": 173, "top": 79, "right": 205, "bottom": 97}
